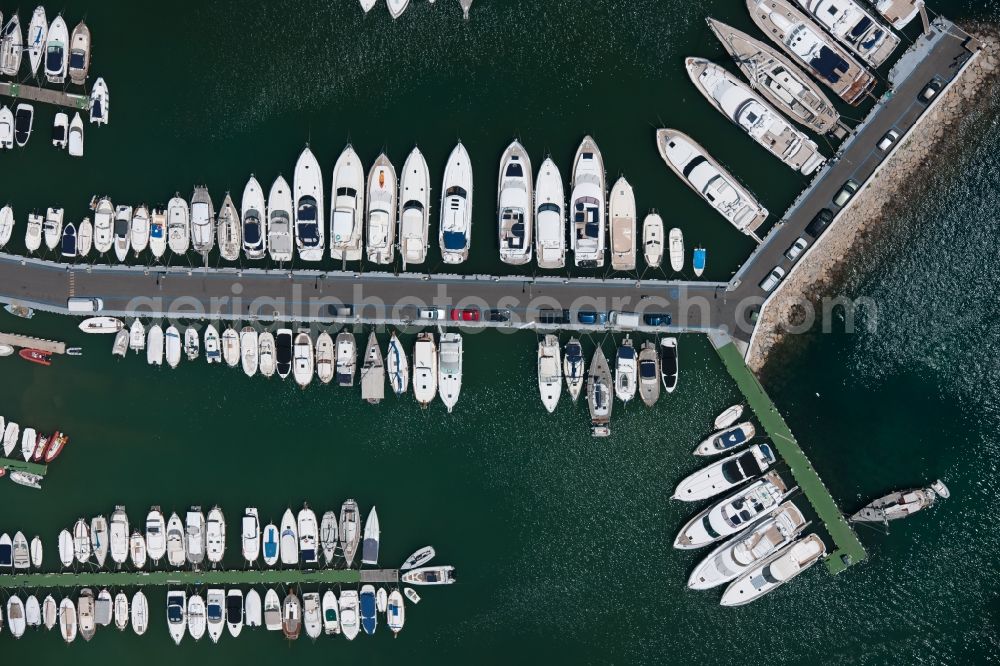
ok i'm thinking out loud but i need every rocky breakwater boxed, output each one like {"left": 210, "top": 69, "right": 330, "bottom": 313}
{"left": 746, "top": 24, "right": 1000, "bottom": 373}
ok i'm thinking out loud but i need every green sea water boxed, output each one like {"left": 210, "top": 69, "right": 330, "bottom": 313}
{"left": 1, "top": 1, "right": 999, "bottom": 664}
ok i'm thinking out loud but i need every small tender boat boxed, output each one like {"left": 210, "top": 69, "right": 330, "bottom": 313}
{"left": 714, "top": 404, "right": 744, "bottom": 430}
{"left": 609, "top": 176, "right": 636, "bottom": 271}
{"left": 187, "top": 593, "right": 207, "bottom": 641}
{"left": 78, "top": 217, "right": 93, "bottom": 256}
{"left": 438, "top": 142, "right": 472, "bottom": 264}
{"left": 298, "top": 504, "right": 319, "bottom": 565}
{"left": 19, "top": 348, "right": 50, "bottom": 366}
{"left": 222, "top": 326, "right": 240, "bottom": 367}
{"left": 131, "top": 591, "right": 148, "bottom": 636}
{"left": 167, "top": 195, "right": 190, "bottom": 255}
{"left": 320, "top": 510, "right": 339, "bottom": 565}
{"left": 330, "top": 145, "right": 365, "bottom": 262}
{"left": 721, "top": 533, "right": 827, "bottom": 606}
{"left": 185, "top": 507, "right": 206, "bottom": 567}
{"left": 109, "top": 506, "right": 129, "bottom": 566}
{"left": 43, "top": 14, "right": 68, "bottom": 84}
{"left": 563, "top": 337, "right": 585, "bottom": 402}
{"left": 44, "top": 431, "right": 68, "bottom": 462}
{"left": 673, "top": 443, "right": 777, "bottom": 502}
{"left": 401, "top": 565, "right": 457, "bottom": 585}
{"left": 240, "top": 326, "right": 259, "bottom": 377}
{"left": 538, "top": 334, "right": 562, "bottom": 413}
{"left": 674, "top": 471, "right": 791, "bottom": 550}
{"left": 387, "top": 332, "right": 409, "bottom": 396}
{"left": 688, "top": 501, "right": 808, "bottom": 590}
{"left": 322, "top": 590, "right": 340, "bottom": 635}
{"left": 60, "top": 597, "right": 78, "bottom": 643}
{"left": 339, "top": 590, "right": 360, "bottom": 641}
{"left": 694, "top": 421, "right": 756, "bottom": 456}
{"left": 693, "top": 247, "right": 706, "bottom": 276}
{"left": 30, "top": 535, "right": 43, "bottom": 568}
{"left": 184, "top": 326, "right": 200, "bottom": 361}
{"left": 404, "top": 588, "right": 421, "bottom": 604}
{"left": 614, "top": 335, "right": 637, "bottom": 404}
{"left": 360, "top": 585, "right": 378, "bottom": 636}
{"left": 340, "top": 499, "right": 360, "bottom": 567}
{"left": 190, "top": 186, "right": 215, "bottom": 255}
{"left": 398, "top": 148, "right": 431, "bottom": 267}
{"left": 534, "top": 156, "right": 566, "bottom": 269}
{"left": 497, "top": 140, "right": 534, "bottom": 266}
{"left": 242, "top": 175, "right": 267, "bottom": 260}
{"left": 90, "top": 515, "right": 108, "bottom": 567}
{"left": 294, "top": 145, "right": 325, "bottom": 261}
{"left": 114, "top": 591, "right": 129, "bottom": 630}
{"left": 26, "top": 8, "right": 47, "bottom": 76}
{"left": 166, "top": 590, "right": 186, "bottom": 644}
{"left": 587, "top": 346, "right": 613, "bottom": 437}
{"left": 262, "top": 523, "right": 279, "bottom": 567}
{"left": 0, "top": 204, "right": 14, "bottom": 247}
{"left": 315, "top": 331, "right": 335, "bottom": 384}
{"left": 638, "top": 341, "right": 660, "bottom": 407}
{"left": 68, "top": 20, "right": 90, "bottom": 85}
{"left": 146, "top": 324, "right": 164, "bottom": 366}
{"left": 206, "top": 506, "right": 226, "bottom": 565}
{"left": 282, "top": 591, "right": 301, "bottom": 640}
{"left": 89, "top": 77, "right": 109, "bottom": 125}
{"left": 303, "top": 592, "right": 322, "bottom": 639}
{"left": 364, "top": 152, "right": 397, "bottom": 266}
{"left": 145, "top": 507, "right": 166, "bottom": 563}
{"left": 413, "top": 332, "right": 438, "bottom": 407}
{"left": 401, "top": 546, "right": 436, "bottom": 570}
{"left": 362, "top": 506, "right": 380, "bottom": 565}
{"left": 206, "top": 588, "right": 224, "bottom": 642}
{"left": 361, "top": 332, "right": 386, "bottom": 404}
{"left": 204, "top": 324, "right": 221, "bottom": 364}
{"left": 217, "top": 193, "right": 242, "bottom": 262}
{"left": 570, "top": 135, "right": 606, "bottom": 267}
{"left": 293, "top": 330, "right": 314, "bottom": 388}
{"left": 849, "top": 480, "right": 950, "bottom": 523}
{"left": 52, "top": 111, "right": 68, "bottom": 149}
{"left": 0, "top": 14, "right": 24, "bottom": 78}
{"left": 165, "top": 325, "right": 182, "bottom": 368}
{"left": 258, "top": 331, "right": 275, "bottom": 377}
{"left": 660, "top": 337, "right": 678, "bottom": 393}
{"left": 130, "top": 205, "right": 150, "bottom": 255}
{"left": 43, "top": 206, "right": 63, "bottom": 250}
{"left": 279, "top": 508, "right": 299, "bottom": 565}
{"left": 263, "top": 588, "right": 281, "bottom": 631}
{"left": 245, "top": 589, "right": 262, "bottom": 628}
{"left": 438, "top": 332, "right": 463, "bottom": 413}
{"left": 242, "top": 507, "right": 260, "bottom": 564}
{"left": 387, "top": 589, "right": 405, "bottom": 635}
{"left": 668, "top": 227, "right": 684, "bottom": 272}
{"left": 268, "top": 175, "right": 294, "bottom": 262}
{"left": 166, "top": 512, "right": 185, "bottom": 567}
{"left": 149, "top": 208, "right": 166, "bottom": 259}
{"left": 60, "top": 221, "right": 77, "bottom": 258}
{"left": 642, "top": 213, "right": 664, "bottom": 268}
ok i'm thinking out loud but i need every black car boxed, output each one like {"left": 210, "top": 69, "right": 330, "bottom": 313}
{"left": 487, "top": 308, "right": 511, "bottom": 322}
{"left": 804, "top": 208, "right": 834, "bottom": 239}
{"left": 537, "top": 308, "right": 570, "bottom": 324}
{"left": 643, "top": 313, "right": 672, "bottom": 327}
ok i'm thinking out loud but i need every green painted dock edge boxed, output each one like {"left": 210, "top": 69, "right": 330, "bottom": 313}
{"left": 710, "top": 335, "right": 867, "bottom": 575}
{"left": 0, "top": 457, "right": 48, "bottom": 476}
{"left": 0, "top": 567, "right": 383, "bottom": 590}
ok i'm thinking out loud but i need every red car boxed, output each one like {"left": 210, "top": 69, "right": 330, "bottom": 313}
{"left": 450, "top": 308, "right": 480, "bottom": 322}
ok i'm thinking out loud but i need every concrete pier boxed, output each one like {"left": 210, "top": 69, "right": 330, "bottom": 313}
{"left": 0, "top": 82, "right": 89, "bottom": 110}
{"left": 0, "top": 331, "right": 67, "bottom": 354}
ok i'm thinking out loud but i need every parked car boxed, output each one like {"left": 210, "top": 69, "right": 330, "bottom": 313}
{"left": 418, "top": 308, "right": 446, "bottom": 320}
{"left": 577, "top": 310, "right": 608, "bottom": 325}
{"left": 759, "top": 267, "right": 786, "bottom": 293}
{"left": 325, "top": 304, "right": 354, "bottom": 317}
{"left": 804, "top": 208, "right": 834, "bottom": 239}
{"left": 919, "top": 79, "right": 942, "bottom": 102}
{"left": 785, "top": 237, "right": 809, "bottom": 261}
{"left": 537, "top": 308, "right": 571, "bottom": 324}
{"left": 487, "top": 309, "right": 511, "bottom": 322}
{"left": 877, "top": 129, "right": 900, "bottom": 151}
{"left": 833, "top": 180, "right": 860, "bottom": 207}
{"left": 450, "top": 308, "right": 480, "bottom": 322}
{"left": 608, "top": 311, "right": 641, "bottom": 329}
{"left": 643, "top": 313, "right": 672, "bottom": 327}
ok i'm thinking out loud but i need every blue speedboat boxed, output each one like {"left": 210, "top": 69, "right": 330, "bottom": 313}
{"left": 694, "top": 422, "right": 757, "bottom": 456}
{"left": 0, "top": 533, "right": 12, "bottom": 569}
{"left": 61, "top": 222, "right": 77, "bottom": 258}
{"left": 262, "top": 523, "right": 279, "bottom": 566}
{"left": 359, "top": 585, "right": 377, "bottom": 635}
{"left": 693, "top": 247, "right": 706, "bottom": 277}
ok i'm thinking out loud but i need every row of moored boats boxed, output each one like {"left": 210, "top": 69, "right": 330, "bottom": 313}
{"left": 0, "top": 414, "right": 67, "bottom": 489}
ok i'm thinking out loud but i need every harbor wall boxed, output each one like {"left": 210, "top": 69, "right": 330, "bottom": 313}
{"left": 745, "top": 24, "right": 1000, "bottom": 373}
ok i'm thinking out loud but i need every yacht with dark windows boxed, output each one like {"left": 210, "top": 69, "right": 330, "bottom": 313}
{"left": 440, "top": 141, "right": 473, "bottom": 264}
{"left": 294, "top": 145, "right": 324, "bottom": 261}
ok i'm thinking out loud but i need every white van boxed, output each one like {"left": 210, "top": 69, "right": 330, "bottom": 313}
{"left": 608, "top": 311, "right": 641, "bottom": 330}
{"left": 67, "top": 297, "right": 104, "bottom": 313}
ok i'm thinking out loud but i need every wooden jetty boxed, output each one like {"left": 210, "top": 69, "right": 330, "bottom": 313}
{"left": 0, "top": 82, "right": 89, "bottom": 111}
{"left": 0, "top": 331, "right": 66, "bottom": 354}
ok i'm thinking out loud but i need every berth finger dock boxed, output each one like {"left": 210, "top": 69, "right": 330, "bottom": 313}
{"left": 0, "top": 567, "right": 400, "bottom": 589}
{"left": 0, "top": 82, "right": 90, "bottom": 111}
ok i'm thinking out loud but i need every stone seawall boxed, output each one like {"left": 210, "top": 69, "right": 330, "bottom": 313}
{"left": 745, "top": 24, "right": 1000, "bottom": 373}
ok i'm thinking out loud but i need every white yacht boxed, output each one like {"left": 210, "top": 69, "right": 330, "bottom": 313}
{"left": 660, "top": 337, "right": 678, "bottom": 393}
{"left": 109, "top": 507, "right": 129, "bottom": 566}
{"left": 330, "top": 145, "right": 365, "bottom": 262}
{"left": 707, "top": 18, "right": 840, "bottom": 135}
{"left": 399, "top": 147, "right": 431, "bottom": 267}
{"left": 280, "top": 509, "right": 298, "bottom": 566}
{"left": 339, "top": 590, "right": 360, "bottom": 641}
{"left": 315, "top": 331, "right": 335, "bottom": 384}
{"left": 294, "top": 145, "right": 324, "bottom": 261}
{"left": 43, "top": 14, "right": 68, "bottom": 84}
{"left": 361, "top": 332, "right": 385, "bottom": 404}
{"left": 242, "top": 175, "right": 267, "bottom": 260}
{"left": 438, "top": 333, "right": 463, "bottom": 413}
{"left": 497, "top": 140, "right": 533, "bottom": 265}
{"left": 642, "top": 213, "right": 664, "bottom": 268}
{"left": 165, "top": 325, "right": 182, "bottom": 368}
{"left": 26, "top": 6, "right": 46, "bottom": 76}
{"left": 145, "top": 507, "right": 166, "bottom": 564}
{"left": 185, "top": 507, "right": 206, "bottom": 567}
{"left": 746, "top": 0, "right": 875, "bottom": 106}
{"left": 336, "top": 331, "right": 357, "bottom": 387}
{"left": 688, "top": 501, "right": 808, "bottom": 590}
{"left": 166, "top": 512, "right": 185, "bottom": 568}
{"left": 538, "top": 334, "right": 562, "bottom": 413}
{"left": 131, "top": 591, "right": 149, "bottom": 636}
{"left": 146, "top": 325, "right": 164, "bottom": 366}
{"left": 366, "top": 153, "right": 398, "bottom": 265}
{"left": 204, "top": 324, "right": 222, "bottom": 364}
{"left": 638, "top": 341, "right": 660, "bottom": 407}
{"left": 190, "top": 186, "right": 215, "bottom": 254}
{"left": 609, "top": 176, "right": 636, "bottom": 271}
{"left": 131, "top": 205, "right": 150, "bottom": 255}
{"left": 570, "top": 136, "right": 606, "bottom": 267}
{"left": 89, "top": 77, "right": 109, "bottom": 125}
{"left": 673, "top": 443, "right": 778, "bottom": 502}
{"left": 68, "top": 20, "right": 89, "bottom": 85}
{"left": 439, "top": 141, "right": 473, "bottom": 264}
{"left": 563, "top": 337, "right": 585, "bottom": 402}
{"left": 206, "top": 506, "right": 226, "bottom": 565}
{"left": 166, "top": 591, "right": 186, "bottom": 645}
{"left": 78, "top": 217, "right": 93, "bottom": 256}
{"left": 268, "top": 175, "right": 294, "bottom": 262}
{"left": 587, "top": 346, "right": 613, "bottom": 437}
{"left": 669, "top": 227, "right": 684, "bottom": 272}
{"left": 275, "top": 328, "right": 293, "bottom": 378}
{"left": 657, "top": 129, "right": 768, "bottom": 241}
{"left": 217, "top": 193, "right": 241, "bottom": 261}
{"left": 293, "top": 330, "right": 314, "bottom": 388}
{"left": 221, "top": 327, "right": 240, "bottom": 367}
{"left": 149, "top": 208, "right": 166, "bottom": 259}
{"left": 42, "top": 206, "right": 63, "bottom": 251}
{"left": 112, "top": 205, "right": 132, "bottom": 262}
{"left": 387, "top": 331, "right": 409, "bottom": 396}
{"left": 685, "top": 58, "right": 825, "bottom": 175}
{"left": 241, "top": 507, "right": 260, "bottom": 564}
{"left": 721, "top": 534, "right": 827, "bottom": 606}
{"left": 166, "top": 195, "right": 190, "bottom": 255}
{"left": 93, "top": 197, "right": 113, "bottom": 254}
{"left": 413, "top": 332, "right": 438, "bottom": 408}
{"left": 793, "top": 0, "right": 899, "bottom": 67}
{"left": 534, "top": 157, "right": 566, "bottom": 269}
{"left": 0, "top": 14, "right": 24, "bottom": 78}
{"left": 24, "top": 212, "right": 42, "bottom": 253}
{"left": 674, "top": 471, "right": 791, "bottom": 549}
{"left": 298, "top": 504, "right": 319, "bottom": 565}
{"left": 0, "top": 205, "right": 13, "bottom": 248}
{"left": 361, "top": 507, "right": 380, "bottom": 565}
{"left": 240, "top": 326, "right": 259, "bottom": 377}
{"left": 614, "top": 336, "right": 637, "bottom": 404}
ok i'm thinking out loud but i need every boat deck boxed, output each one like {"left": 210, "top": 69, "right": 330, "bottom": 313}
{"left": 0, "top": 82, "right": 89, "bottom": 110}
{"left": 0, "top": 331, "right": 67, "bottom": 354}
{"left": 710, "top": 332, "right": 867, "bottom": 575}
{"left": 0, "top": 457, "right": 48, "bottom": 476}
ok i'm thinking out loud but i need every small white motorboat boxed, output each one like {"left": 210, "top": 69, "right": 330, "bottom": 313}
{"left": 149, "top": 208, "right": 166, "bottom": 259}
{"left": 43, "top": 206, "right": 63, "bottom": 250}
{"left": 59, "top": 597, "right": 77, "bottom": 643}
{"left": 77, "top": 217, "right": 93, "bottom": 256}
{"left": 113, "top": 204, "right": 132, "bottom": 262}
{"left": 263, "top": 588, "right": 281, "bottom": 631}
{"left": 340, "top": 499, "right": 360, "bottom": 567}
{"left": 166, "top": 590, "right": 186, "bottom": 644}
{"left": 24, "top": 211, "right": 42, "bottom": 251}
{"left": 258, "top": 331, "right": 276, "bottom": 377}
{"left": 68, "top": 20, "right": 90, "bottom": 85}
{"left": 322, "top": 590, "right": 340, "bottom": 635}
{"left": 245, "top": 589, "right": 262, "bottom": 628}
{"left": 114, "top": 592, "right": 129, "bottom": 630}
{"left": 360, "top": 0, "right": 377, "bottom": 13}
{"left": 279, "top": 508, "right": 298, "bottom": 566}
{"left": 165, "top": 325, "right": 182, "bottom": 368}
{"left": 303, "top": 591, "right": 322, "bottom": 639}
{"left": 166, "top": 512, "right": 185, "bottom": 567}
{"left": 7, "top": 594, "right": 26, "bottom": 638}
{"left": 146, "top": 324, "right": 164, "bottom": 366}
{"left": 167, "top": 195, "right": 190, "bottom": 255}
{"left": 714, "top": 404, "right": 744, "bottom": 430}
{"left": 89, "top": 77, "right": 109, "bottom": 125}
{"left": 693, "top": 247, "right": 707, "bottom": 277}
{"left": 20, "top": 427, "right": 36, "bottom": 461}
{"left": 339, "top": 590, "right": 360, "bottom": 641}
{"left": 387, "top": 331, "right": 409, "bottom": 396}
{"left": 26, "top": 7, "right": 47, "bottom": 76}
{"left": 131, "top": 205, "right": 150, "bottom": 255}
{"left": 642, "top": 213, "right": 664, "bottom": 268}
{"left": 0, "top": 204, "right": 14, "bottom": 247}
{"left": 222, "top": 327, "right": 240, "bottom": 367}
{"left": 52, "top": 111, "right": 68, "bottom": 148}
{"left": 185, "top": 507, "right": 206, "bottom": 567}
{"left": 638, "top": 341, "right": 660, "bottom": 407}
{"left": 320, "top": 510, "right": 339, "bottom": 565}
{"left": 30, "top": 535, "right": 42, "bottom": 568}
{"left": 190, "top": 186, "right": 215, "bottom": 255}
{"left": 262, "top": 523, "right": 279, "bottom": 567}
{"left": 79, "top": 316, "right": 122, "bottom": 334}
{"left": 0, "top": 105, "right": 13, "bottom": 150}
{"left": 268, "top": 176, "right": 293, "bottom": 262}
{"left": 217, "top": 192, "right": 242, "bottom": 262}
{"left": 206, "top": 588, "right": 224, "bottom": 642}
{"left": 109, "top": 506, "right": 129, "bottom": 566}
{"left": 614, "top": 336, "right": 637, "bottom": 404}
{"left": 404, "top": 588, "right": 421, "bottom": 604}
{"left": 538, "top": 334, "right": 562, "bottom": 413}
{"left": 438, "top": 332, "right": 463, "bottom": 413}
{"left": 316, "top": 331, "right": 335, "bottom": 384}
{"left": 282, "top": 591, "right": 301, "bottom": 640}
{"left": 129, "top": 530, "right": 147, "bottom": 569}
{"left": 13, "top": 103, "right": 33, "bottom": 148}
{"left": 226, "top": 589, "right": 244, "bottom": 638}
{"left": 93, "top": 197, "right": 113, "bottom": 254}
{"left": 204, "top": 324, "right": 221, "bottom": 364}
{"left": 241, "top": 175, "right": 267, "bottom": 260}
{"left": 242, "top": 507, "right": 260, "bottom": 564}
{"left": 668, "top": 227, "right": 684, "bottom": 272}
{"left": 387, "top": 0, "right": 411, "bottom": 19}
{"left": 67, "top": 112, "right": 83, "bottom": 157}
{"left": 694, "top": 421, "right": 757, "bottom": 456}
{"left": 293, "top": 330, "right": 314, "bottom": 388}
{"left": 95, "top": 589, "right": 113, "bottom": 627}
{"left": 184, "top": 327, "right": 200, "bottom": 361}
{"left": 401, "top": 565, "right": 457, "bottom": 585}
{"left": 188, "top": 593, "right": 207, "bottom": 641}
{"left": 387, "top": 589, "right": 405, "bottom": 635}
{"left": 145, "top": 507, "right": 166, "bottom": 563}
{"left": 25, "top": 594, "right": 41, "bottom": 628}
{"left": 131, "top": 591, "right": 149, "bottom": 636}
{"left": 362, "top": 506, "right": 380, "bottom": 565}
{"left": 240, "top": 326, "right": 259, "bottom": 377}
{"left": 401, "top": 546, "right": 436, "bottom": 570}
{"left": 43, "top": 594, "right": 57, "bottom": 629}
{"left": 43, "top": 14, "right": 68, "bottom": 84}
{"left": 297, "top": 503, "right": 319, "bottom": 565}
{"left": 57, "top": 529, "right": 73, "bottom": 567}
{"left": 90, "top": 515, "right": 108, "bottom": 567}
{"left": 206, "top": 505, "right": 226, "bottom": 566}
{"left": 128, "top": 318, "right": 145, "bottom": 352}
{"left": 660, "top": 337, "right": 678, "bottom": 394}
{"left": 12, "top": 531, "right": 29, "bottom": 569}
{"left": 293, "top": 145, "right": 325, "bottom": 262}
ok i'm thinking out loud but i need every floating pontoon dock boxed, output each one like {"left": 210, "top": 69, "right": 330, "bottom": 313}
{"left": 0, "top": 82, "right": 89, "bottom": 110}
{"left": 0, "top": 331, "right": 67, "bottom": 354}
{"left": 0, "top": 457, "right": 48, "bottom": 476}
{"left": 0, "top": 567, "right": 399, "bottom": 589}
{"left": 711, "top": 332, "right": 867, "bottom": 575}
